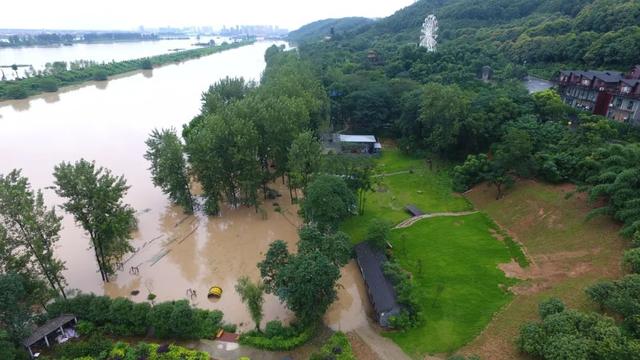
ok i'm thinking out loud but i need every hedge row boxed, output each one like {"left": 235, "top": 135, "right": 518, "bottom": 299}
{"left": 52, "top": 337, "right": 208, "bottom": 360}
{"left": 0, "top": 40, "right": 254, "bottom": 101}
{"left": 238, "top": 320, "right": 316, "bottom": 351}
{"left": 47, "top": 294, "right": 226, "bottom": 339}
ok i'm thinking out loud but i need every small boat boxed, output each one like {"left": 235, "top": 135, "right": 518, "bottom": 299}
{"left": 208, "top": 286, "right": 223, "bottom": 298}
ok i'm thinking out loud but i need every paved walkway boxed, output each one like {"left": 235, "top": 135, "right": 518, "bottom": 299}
{"left": 395, "top": 211, "right": 478, "bottom": 229}
{"left": 352, "top": 324, "right": 412, "bottom": 360}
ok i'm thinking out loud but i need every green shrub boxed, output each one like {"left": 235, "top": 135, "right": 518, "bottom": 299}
{"left": 538, "top": 297, "right": 565, "bottom": 319}
{"left": 310, "top": 332, "right": 356, "bottom": 360}
{"left": 47, "top": 294, "right": 223, "bottom": 340}
{"left": 632, "top": 231, "right": 640, "bottom": 248}
{"left": 140, "top": 58, "right": 153, "bottom": 70}
{"left": 5, "top": 84, "right": 28, "bottom": 99}
{"left": 624, "top": 248, "right": 640, "bottom": 273}
{"left": 54, "top": 338, "right": 208, "bottom": 360}
{"left": 193, "top": 308, "right": 224, "bottom": 338}
{"left": 38, "top": 78, "right": 59, "bottom": 92}
{"left": 53, "top": 335, "right": 113, "bottom": 359}
{"left": 75, "top": 320, "right": 96, "bottom": 336}
{"left": 221, "top": 323, "right": 237, "bottom": 333}
{"left": 366, "top": 218, "right": 392, "bottom": 250}
{"left": 264, "top": 320, "right": 290, "bottom": 338}
{"left": 239, "top": 323, "right": 315, "bottom": 351}
{"left": 92, "top": 69, "right": 108, "bottom": 81}
{"left": 383, "top": 261, "right": 422, "bottom": 329}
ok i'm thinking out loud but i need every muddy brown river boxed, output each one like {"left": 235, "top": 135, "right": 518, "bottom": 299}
{"left": 0, "top": 41, "right": 369, "bottom": 331}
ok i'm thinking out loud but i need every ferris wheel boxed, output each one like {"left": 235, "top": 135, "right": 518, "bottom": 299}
{"left": 420, "top": 14, "right": 438, "bottom": 52}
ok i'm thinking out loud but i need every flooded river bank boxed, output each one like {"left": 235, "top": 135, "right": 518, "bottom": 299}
{"left": 0, "top": 41, "right": 370, "bottom": 331}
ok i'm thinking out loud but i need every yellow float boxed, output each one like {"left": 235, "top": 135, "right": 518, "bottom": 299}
{"left": 208, "top": 286, "right": 223, "bottom": 298}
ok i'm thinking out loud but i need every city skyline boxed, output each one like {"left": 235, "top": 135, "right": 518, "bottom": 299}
{"left": 1, "top": 0, "right": 416, "bottom": 32}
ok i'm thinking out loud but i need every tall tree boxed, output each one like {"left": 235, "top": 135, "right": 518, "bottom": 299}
{"left": 258, "top": 240, "right": 290, "bottom": 294}
{"left": 297, "top": 224, "right": 351, "bottom": 267}
{"left": 234, "top": 276, "right": 265, "bottom": 331}
{"left": 418, "top": 83, "right": 471, "bottom": 156}
{"left": 185, "top": 113, "right": 261, "bottom": 214}
{"left": 301, "top": 174, "right": 356, "bottom": 232}
{"left": 258, "top": 241, "right": 341, "bottom": 324}
{"left": 274, "top": 250, "right": 341, "bottom": 323}
{"left": 584, "top": 144, "right": 640, "bottom": 236}
{"left": 288, "top": 131, "right": 323, "bottom": 196}
{"left": 52, "top": 160, "right": 137, "bottom": 282}
{"left": 0, "top": 273, "right": 33, "bottom": 342}
{"left": 0, "top": 170, "right": 67, "bottom": 299}
{"left": 144, "top": 128, "right": 194, "bottom": 213}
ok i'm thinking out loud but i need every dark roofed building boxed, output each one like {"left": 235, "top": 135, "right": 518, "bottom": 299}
{"left": 555, "top": 65, "right": 640, "bottom": 125}
{"left": 354, "top": 242, "right": 401, "bottom": 327}
{"left": 23, "top": 314, "right": 77, "bottom": 358}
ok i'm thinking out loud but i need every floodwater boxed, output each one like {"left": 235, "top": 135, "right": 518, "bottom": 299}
{"left": 0, "top": 36, "right": 225, "bottom": 79}
{"left": 524, "top": 75, "right": 554, "bottom": 94}
{"left": 0, "top": 41, "right": 370, "bottom": 331}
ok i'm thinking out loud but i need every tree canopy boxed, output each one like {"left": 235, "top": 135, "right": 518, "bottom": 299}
{"left": 53, "top": 159, "right": 137, "bottom": 282}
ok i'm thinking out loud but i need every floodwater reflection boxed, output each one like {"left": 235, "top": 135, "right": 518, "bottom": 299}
{"left": 10, "top": 99, "right": 30, "bottom": 111}
{"left": 95, "top": 81, "right": 109, "bottom": 90}
{"left": 43, "top": 92, "right": 60, "bottom": 104}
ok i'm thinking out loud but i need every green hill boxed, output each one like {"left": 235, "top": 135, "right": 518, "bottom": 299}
{"left": 300, "top": 0, "right": 640, "bottom": 79}
{"left": 288, "top": 17, "right": 374, "bottom": 43}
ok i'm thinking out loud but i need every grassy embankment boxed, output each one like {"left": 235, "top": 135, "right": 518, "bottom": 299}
{"left": 0, "top": 40, "right": 255, "bottom": 101}
{"left": 341, "top": 149, "right": 527, "bottom": 357}
{"left": 461, "top": 180, "right": 626, "bottom": 360}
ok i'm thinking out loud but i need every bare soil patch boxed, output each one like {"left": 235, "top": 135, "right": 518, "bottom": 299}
{"left": 461, "top": 179, "right": 626, "bottom": 360}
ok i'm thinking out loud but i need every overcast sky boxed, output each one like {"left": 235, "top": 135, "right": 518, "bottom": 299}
{"left": 2, "top": 0, "right": 416, "bottom": 31}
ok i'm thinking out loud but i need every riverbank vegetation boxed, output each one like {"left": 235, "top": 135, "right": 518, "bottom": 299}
{"left": 0, "top": 40, "right": 253, "bottom": 101}
{"left": 1, "top": 32, "right": 159, "bottom": 48}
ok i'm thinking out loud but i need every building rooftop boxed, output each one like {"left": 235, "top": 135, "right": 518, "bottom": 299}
{"left": 354, "top": 242, "right": 400, "bottom": 317}
{"left": 560, "top": 70, "right": 625, "bottom": 83}
{"left": 339, "top": 134, "right": 377, "bottom": 143}
{"left": 23, "top": 314, "right": 76, "bottom": 347}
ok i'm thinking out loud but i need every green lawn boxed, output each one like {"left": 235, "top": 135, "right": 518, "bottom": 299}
{"left": 386, "top": 213, "right": 518, "bottom": 357}
{"left": 340, "top": 149, "right": 523, "bottom": 357}
{"left": 341, "top": 149, "right": 472, "bottom": 242}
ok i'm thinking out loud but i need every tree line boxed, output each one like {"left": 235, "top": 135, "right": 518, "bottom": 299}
{"left": 0, "top": 40, "right": 253, "bottom": 101}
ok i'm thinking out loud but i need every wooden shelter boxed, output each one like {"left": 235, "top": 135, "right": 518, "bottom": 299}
{"left": 405, "top": 204, "right": 424, "bottom": 217}
{"left": 22, "top": 314, "right": 77, "bottom": 358}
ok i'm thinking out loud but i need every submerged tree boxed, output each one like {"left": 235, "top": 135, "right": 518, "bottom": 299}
{"left": 0, "top": 170, "right": 67, "bottom": 299}
{"left": 144, "top": 128, "right": 194, "bottom": 213}
{"left": 185, "top": 113, "right": 261, "bottom": 214}
{"left": 258, "top": 240, "right": 341, "bottom": 323}
{"left": 234, "top": 276, "right": 265, "bottom": 331}
{"left": 53, "top": 160, "right": 137, "bottom": 282}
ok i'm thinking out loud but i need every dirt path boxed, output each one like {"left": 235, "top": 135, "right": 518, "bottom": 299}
{"left": 395, "top": 211, "right": 478, "bottom": 229}
{"left": 352, "top": 324, "right": 413, "bottom": 360}
{"left": 373, "top": 170, "right": 412, "bottom": 177}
